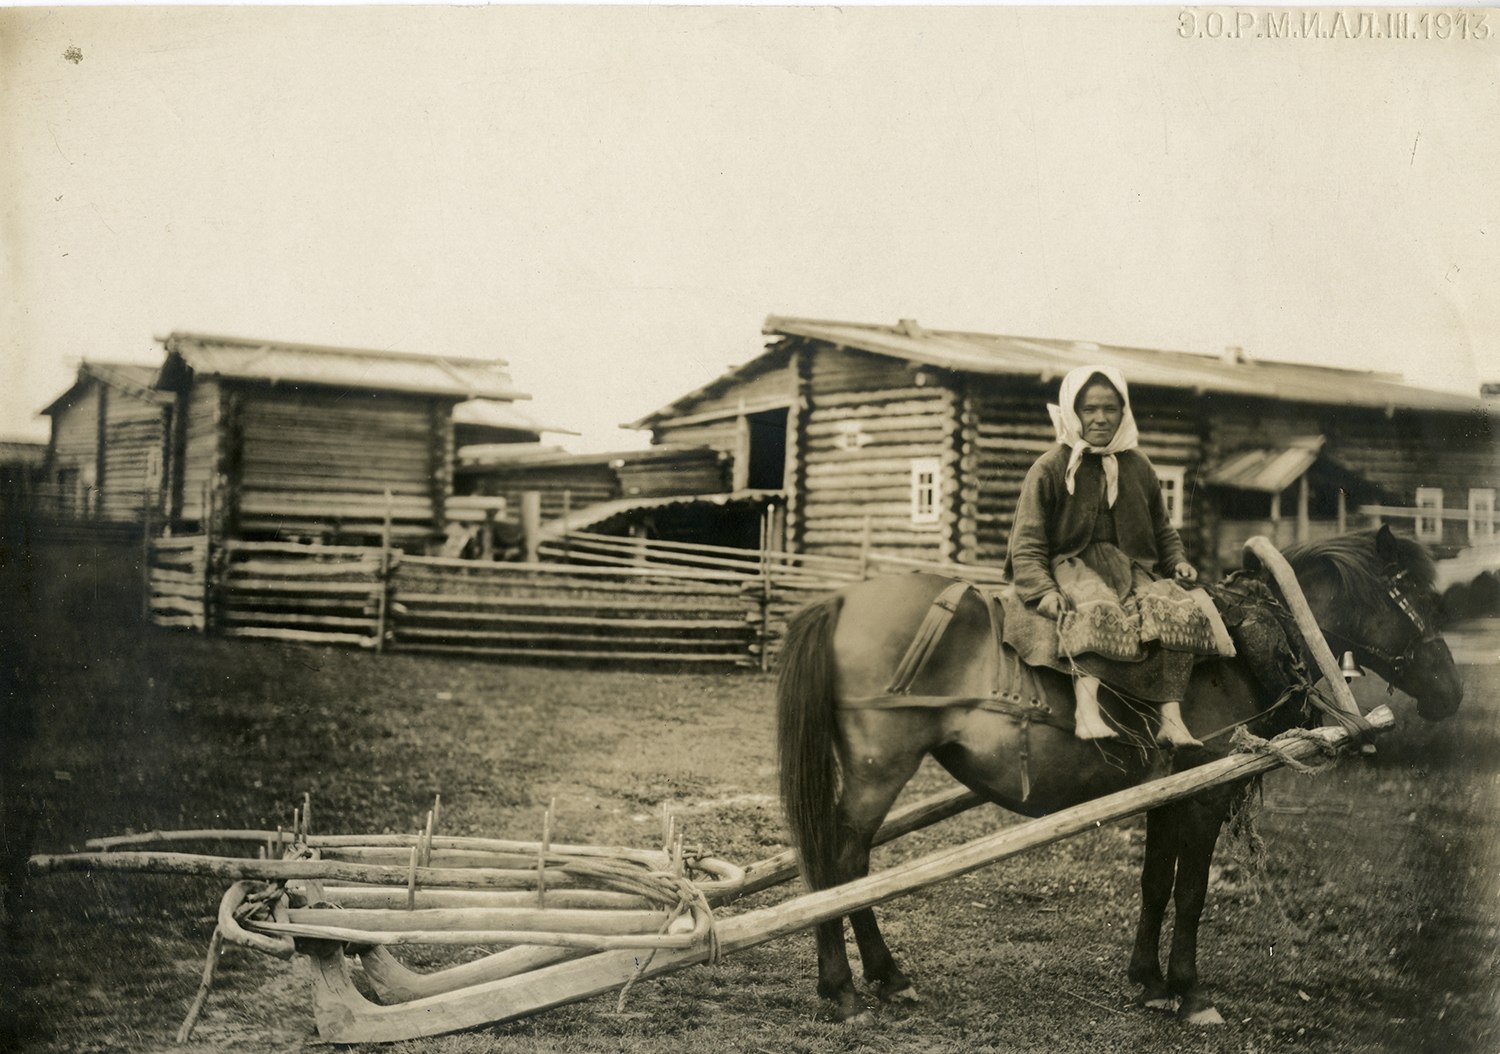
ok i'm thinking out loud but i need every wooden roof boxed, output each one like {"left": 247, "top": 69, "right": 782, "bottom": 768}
{"left": 631, "top": 315, "right": 1490, "bottom": 426}
{"left": 158, "top": 332, "right": 528, "bottom": 401}
{"left": 0, "top": 439, "right": 47, "bottom": 465}
{"left": 41, "top": 361, "right": 173, "bottom": 416}
{"left": 453, "top": 399, "right": 577, "bottom": 437}
{"left": 764, "top": 316, "right": 1488, "bottom": 415}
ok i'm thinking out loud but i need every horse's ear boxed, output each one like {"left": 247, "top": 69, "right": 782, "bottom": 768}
{"left": 1375, "top": 523, "right": 1402, "bottom": 567}
{"left": 1241, "top": 547, "right": 1265, "bottom": 575}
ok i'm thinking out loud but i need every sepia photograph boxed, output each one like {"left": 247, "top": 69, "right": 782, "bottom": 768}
{"left": 2, "top": 5, "right": 1496, "bottom": 1052}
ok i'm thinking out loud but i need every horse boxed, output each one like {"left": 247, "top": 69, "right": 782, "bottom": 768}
{"left": 775, "top": 526, "right": 1463, "bottom": 1026}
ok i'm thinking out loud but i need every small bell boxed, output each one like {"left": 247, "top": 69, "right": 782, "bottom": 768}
{"left": 1340, "top": 651, "right": 1363, "bottom": 682}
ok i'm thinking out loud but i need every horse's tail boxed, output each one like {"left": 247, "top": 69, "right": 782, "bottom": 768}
{"left": 776, "top": 592, "right": 845, "bottom": 891}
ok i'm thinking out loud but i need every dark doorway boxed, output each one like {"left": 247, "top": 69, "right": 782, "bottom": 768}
{"left": 745, "top": 408, "right": 788, "bottom": 490}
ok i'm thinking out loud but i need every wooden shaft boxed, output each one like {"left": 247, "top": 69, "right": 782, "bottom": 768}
{"left": 1243, "top": 535, "right": 1363, "bottom": 717}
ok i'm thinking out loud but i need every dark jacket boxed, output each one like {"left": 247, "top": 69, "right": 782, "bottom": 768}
{"left": 1004, "top": 445, "right": 1187, "bottom": 602}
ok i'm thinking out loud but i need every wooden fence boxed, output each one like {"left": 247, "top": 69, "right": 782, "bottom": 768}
{"left": 146, "top": 531, "right": 1006, "bottom": 668}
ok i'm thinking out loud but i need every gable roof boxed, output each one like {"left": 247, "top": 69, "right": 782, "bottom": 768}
{"left": 634, "top": 316, "right": 1491, "bottom": 428}
{"left": 157, "top": 332, "right": 528, "bottom": 402}
{"left": 41, "top": 360, "right": 173, "bottom": 416}
{"left": 758, "top": 316, "right": 1488, "bottom": 416}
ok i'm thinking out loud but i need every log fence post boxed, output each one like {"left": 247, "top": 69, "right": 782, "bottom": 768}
{"left": 140, "top": 488, "right": 154, "bottom": 624}
{"left": 202, "top": 482, "right": 216, "bottom": 636}
{"left": 521, "top": 492, "right": 541, "bottom": 564}
{"left": 375, "top": 489, "right": 394, "bottom": 653}
{"left": 757, "top": 508, "right": 772, "bottom": 672}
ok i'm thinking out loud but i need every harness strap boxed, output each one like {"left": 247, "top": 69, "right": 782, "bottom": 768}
{"left": 884, "top": 581, "right": 973, "bottom": 695}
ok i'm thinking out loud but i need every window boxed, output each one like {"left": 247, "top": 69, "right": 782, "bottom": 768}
{"left": 1156, "top": 465, "right": 1186, "bottom": 529}
{"left": 1415, "top": 487, "right": 1444, "bottom": 543}
{"left": 1469, "top": 488, "right": 1496, "bottom": 543}
{"left": 910, "top": 457, "right": 941, "bottom": 524}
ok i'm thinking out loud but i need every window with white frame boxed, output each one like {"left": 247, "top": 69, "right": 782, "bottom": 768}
{"left": 1469, "top": 488, "right": 1496, "bottom": 543}
{"left": 1415, "top": 487, "right": 1444, "bottom": 542}
{"left": 1156, "top": 465, "right": 1187, "bottom": 529}
{"left": 910, "top": 458, "right": 941, "bottom": 524}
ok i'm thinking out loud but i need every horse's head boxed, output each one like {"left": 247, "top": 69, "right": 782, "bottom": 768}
{"left": 1281, "top": 525, "right": 1463, "bottom": 721}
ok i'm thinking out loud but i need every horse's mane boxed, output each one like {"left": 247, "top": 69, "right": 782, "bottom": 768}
{"left": 1280, "top": 529, "right": 1436, "bottom": 608}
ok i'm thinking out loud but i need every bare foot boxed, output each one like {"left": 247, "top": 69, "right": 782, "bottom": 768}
{"left": 1075, "top": 715, "right": 1120, "bottom": 740}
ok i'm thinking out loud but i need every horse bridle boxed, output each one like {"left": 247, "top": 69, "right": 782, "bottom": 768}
{"left": 1323, "top": 567, "right": 1441, "bottom": 684}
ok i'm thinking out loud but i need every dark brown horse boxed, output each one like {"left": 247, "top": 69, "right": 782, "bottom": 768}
{"left": 776, "top": 527, "right": 1463, "bottom": 1025}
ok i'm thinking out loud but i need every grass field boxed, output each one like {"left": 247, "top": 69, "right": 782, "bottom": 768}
{"left": 2, "top": 537, "right": 1497, "bottom": 1053}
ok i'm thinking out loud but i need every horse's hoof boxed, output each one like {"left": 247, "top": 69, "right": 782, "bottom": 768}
{"left": 1141, "top": 996, "right": 1176, "bottom": 1012}
{"left": 841, "top": 1009, "right": 875, "bottom": 1026}
{"left": 880, "top": 985, "right": 922, "bottom": 1005}
{"left": 1179, "top": 1004, "right": 1225, "bottom": 1026}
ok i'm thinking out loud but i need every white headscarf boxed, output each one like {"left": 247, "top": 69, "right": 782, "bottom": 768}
{"left": 1046, "top": 364, "right": 1140, "bottom": 507}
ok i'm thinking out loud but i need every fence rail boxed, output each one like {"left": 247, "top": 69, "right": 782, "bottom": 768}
{"left": 144, "top": 530, "right": 1005, "bottom": 667}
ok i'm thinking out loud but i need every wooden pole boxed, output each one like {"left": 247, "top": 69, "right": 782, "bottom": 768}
{"left": 758, "top": 508, "right": 772, "bottom": 672}
{"left": 298, "top": 706, "right": 1395, "bottom": 1043}
{"left": 521, "top": 492, "right": 542, "bottom": 565}
{"left": 1243, "top": 535, "right": 1363, "bottom": 719}
{"left": 1269, "top": 490, "right": 1282, "bottom": 547}
{"left": 202, "top": 482, "right": 214, "bottom": 636}
{"left": 1297, "top": 475, "right": 1311, "bottom": 543}
{"left": 140, "top": 488, "right": 154, "bottom": 624}
{"left": 375, "top": 489, "right": 393, "bottom": 653}
{"left": 1336, "top": 488, "right": 1348, "bottom": 534}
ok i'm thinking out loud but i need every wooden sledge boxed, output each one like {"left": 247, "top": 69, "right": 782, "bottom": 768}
{"left": 32, "top": 706, "right": 1388, "bottom": 1043}
{"left": 29, "top": 537, "right": 1385, "bottom": 1042}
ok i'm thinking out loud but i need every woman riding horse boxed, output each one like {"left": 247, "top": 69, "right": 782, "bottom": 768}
{"left": 778, "top": 516, "right": 1462, "bottom": 1025}
{"left": 1006, "top": 365, "right": 1224, "bottom": 747}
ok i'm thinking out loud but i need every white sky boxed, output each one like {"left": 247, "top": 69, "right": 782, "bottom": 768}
{"left": 4, "top": 6, "right": 1498, "bottom": 451}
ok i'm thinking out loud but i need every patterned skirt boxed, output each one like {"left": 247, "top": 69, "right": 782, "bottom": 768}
{"left": 1053, "top": 542, "right": 1229, "bottom": 666}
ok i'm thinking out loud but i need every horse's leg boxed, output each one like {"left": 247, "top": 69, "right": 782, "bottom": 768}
{"left": 817, "top": 750, "right": 924, "bottom": 1021}
{"left": 1165, "top": 794, "right": 1231, "bottom": 1026}
{"left": 1128, "top": 805, "right": 1179, "bottom": 1010}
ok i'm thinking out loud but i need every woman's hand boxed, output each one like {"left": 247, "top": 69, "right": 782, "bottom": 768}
{"left": 1037, "top": 591, "right": 1066, "bottom": 620}
{"left": 1174, "top": 562, "right": 1198, "bottom": 584}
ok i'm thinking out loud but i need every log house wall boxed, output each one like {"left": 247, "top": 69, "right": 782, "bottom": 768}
{"left": 798, "top": 347, "right": 950, "bottom": 561}
{"left": 48, "top": 379, "right": 171, "bottom": 522}
{"left": 99, "top": 390, "right": 172, "bottom": 521}
{"left": 1205, "top": 396, "right": 1497, "bottom": 550}
{"left": 459, "top": 463, "right": 619, "bottom": 523}
{"left": 48, "top": 384, "right": 100, "bottom": 515}
{"left": 962, "top": 378, "right": 1205, "bottom": 568}
{"left": 177, "top": 379, "right": 221, "bottom": 528}
{"left": 226, "top": 386, "right": 447, "bottom": 543}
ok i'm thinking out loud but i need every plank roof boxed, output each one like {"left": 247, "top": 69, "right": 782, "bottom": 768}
{"left": 158, "top": 332, "right": 528, "bottom": 401}
{"left": 41, "top": 360, "right": 173, "bottom": 415}
{"left": 630, "top": 315, "right": 1489, "bottom": 426}
{"left": 453, "top": 399, "right": 577, "bottom": 437}
{"left": 763, "top": 316, "right": 1487, "bottom": 415}
{"left": 0, "top": 439, "right": 47, "bottom": 465}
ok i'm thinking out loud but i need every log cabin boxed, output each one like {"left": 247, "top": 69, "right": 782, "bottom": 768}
{"left": 0, "top": 438, "right": 48, "bottom": 519}
{"left": 626, "top": 316, "right": 1498, "bottom": 572}
{"left": 154, "top": 333, "right": 528, "bottom": 546}
{"left": 455, "top": 444, "right": 738, "bottom": 537}
{"left": 41, "top": 362, "right": 174, "bottom": 522}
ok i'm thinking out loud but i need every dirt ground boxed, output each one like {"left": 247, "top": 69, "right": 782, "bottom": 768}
{"left": 2, "top": 538, "right": 1496, "bottom": 1053}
